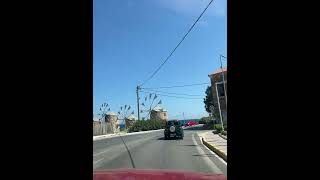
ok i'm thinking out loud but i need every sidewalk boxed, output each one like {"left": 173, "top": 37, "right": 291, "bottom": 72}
{"left": 198, "top": 131, "right": 227, "bottom": 162}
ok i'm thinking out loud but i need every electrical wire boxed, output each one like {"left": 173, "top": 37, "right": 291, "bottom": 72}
{"left": 140, "top": 90, "right": 203, "bottom": 99}
{"left": 139, "top": 0, "right": 215, "bottom": 86}
{"left": 141, "top": 82, "right": 210, "bottom": 89}
{"left": 141, "top": 89, "right": 203, "bottom": 97}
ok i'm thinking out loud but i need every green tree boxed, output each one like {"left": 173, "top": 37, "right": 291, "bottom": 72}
{"left": 203, "top": 86, "right": 214, "bottom": 113}
{"left": 199, "top": 116, "right": 211, "bottom": 124}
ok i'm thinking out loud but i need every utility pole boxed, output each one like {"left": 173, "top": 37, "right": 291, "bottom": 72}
{"left": 220, "top": 55, "right": 227, "bottom": 108}
{"left": 215, "top": 82, "right": 224, "bottom": 132}
{"left": 136, "top": 86, "right": 140, "bottom": 120}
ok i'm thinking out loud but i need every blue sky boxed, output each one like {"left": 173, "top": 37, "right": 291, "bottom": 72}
{"left": 93, "top": 0, "right": 227, "bottom": 120}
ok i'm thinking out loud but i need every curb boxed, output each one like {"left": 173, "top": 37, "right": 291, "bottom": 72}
{"left": 201, "top": 137, "right": 227, "bottom": 162}
{"left": 93, "top": 129, "right": 164, "bottom": 141}
{"left": 93, "top": 133, "right": 125, "bottom": 141}
{"left": 218, "top": 134, "right": 227, "bottom": 140}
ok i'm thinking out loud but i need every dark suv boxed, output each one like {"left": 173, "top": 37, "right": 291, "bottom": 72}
{"left": 164, "top": 120, "right": 184, "bottom": 140}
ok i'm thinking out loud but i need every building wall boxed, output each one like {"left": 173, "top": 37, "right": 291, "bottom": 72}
{"left": 150, "top": 111, "right": 168, "bottom": 121}
{"left": 210, "top": 71, "right": 227, "bottom": 123}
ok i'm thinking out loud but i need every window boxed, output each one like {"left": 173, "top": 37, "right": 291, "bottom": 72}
{"left": 217, "top": 84, "right": 225, "bottom": 97}
{"left": 163, "top": 113, "right": 166, "bottom": 117}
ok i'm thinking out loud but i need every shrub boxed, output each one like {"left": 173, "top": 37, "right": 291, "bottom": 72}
{"left": 198, "top": 119, "right": 206, "bottom": 124}
{"left": 128, "top": 119, "right": 165, "bottom": 133}
{"left": 202, "top": 120, "right": 214, "bottom": 130}
{"left": 213, "top": 124, "right": 222, "bottom": 132}
{"left": 221, "top": 131, "right": 227, "bottom": 136}
{"left": 213, "top": 124, "right": 227, "bottom": 133}
{"left": 199, "top": 116, "right": 212, "bottom": 124}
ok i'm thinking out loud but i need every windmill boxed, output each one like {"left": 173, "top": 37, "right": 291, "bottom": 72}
{"left": 96, "top": 102, "right": 111, "bottom": 135}
{"left": 117, "top": 105, "right": 134, "bottom": 126}
{"left": 140, "top": 93, "right": 162, "bottom": 120}
{"left": 97, "top": 102, "right": 111, "bottom": 122}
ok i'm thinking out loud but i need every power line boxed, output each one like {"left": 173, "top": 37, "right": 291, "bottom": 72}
{"left": 154, "top": 93, "right": 203, "bottom": 100}
{"left": 141, "top": 82, "right": 210, "bottom": 89}
{"left": 140, "top": 90, "right": 203, "bottom": 100}
{"left": 142, "top": 89, "right": 203, "bottom": 97}
{"left": 139, "top": 0, "right": 215, "bottom": 87}
{"left": 142, "top": 91, "right": 203, "bottom": 99}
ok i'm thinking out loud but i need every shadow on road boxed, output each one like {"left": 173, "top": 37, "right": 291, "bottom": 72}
{"left": 192, "top": 154, "right": 215, "bottom": 157}
{"left": 157, "top": 137, "right": 183, "bottom": 141}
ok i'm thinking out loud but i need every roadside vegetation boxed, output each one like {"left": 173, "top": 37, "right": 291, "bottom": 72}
{"left": 128, "top": 119, "right": 166, "bottom": 133}
{"left": 199, "top": 116, "right": 212, "bottom": 124}
{"left": 200, "top": 116, "right": 227, "bottom": 136}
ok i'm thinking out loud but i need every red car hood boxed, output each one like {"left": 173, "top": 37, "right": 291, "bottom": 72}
{"left": 93, "top": 169, "right": 226, "bottom": 180}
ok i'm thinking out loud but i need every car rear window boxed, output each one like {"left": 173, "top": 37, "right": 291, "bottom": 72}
{"left": 167, "top": 121, "right": 179, "bottom": 126}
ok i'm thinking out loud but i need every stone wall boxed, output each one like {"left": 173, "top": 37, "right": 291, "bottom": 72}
{"left": 93, "top": 121, "right": 111, "bottom": 136}
{"left": 105, "top": 114, "right": 120, "bottom": 133}
{"left": 150, "top": 111, "right": 168, "bottom": 121}
{"left": 93, "top": 113, "right": 121, "bottom": 136}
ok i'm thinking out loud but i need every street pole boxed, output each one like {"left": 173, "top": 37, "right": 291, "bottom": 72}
{"left": 215, "top": 82, "right": 224, "bottom": 132}
{"left": 220, "top": 55, "right": 227, "bottom": 109}
{"left": 136, "top": 86, "right": 140, "bottom": 120}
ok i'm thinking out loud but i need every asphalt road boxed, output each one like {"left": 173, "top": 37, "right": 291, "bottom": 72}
{"left": 93, "top": 125, "right": 227, "bottom": 175}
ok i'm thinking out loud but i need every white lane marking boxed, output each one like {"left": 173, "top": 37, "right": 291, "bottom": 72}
{"left": 192, "top": 134, "right": 223, "bottom": 174}
{"left": 93, "top": 158, "right": 104, "bottom": 165}
{"left": 198, "top": 136, "right": 227, "bottom": 166}
{"left": 93, "top": 149, "right": 110, "bottom": 157}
